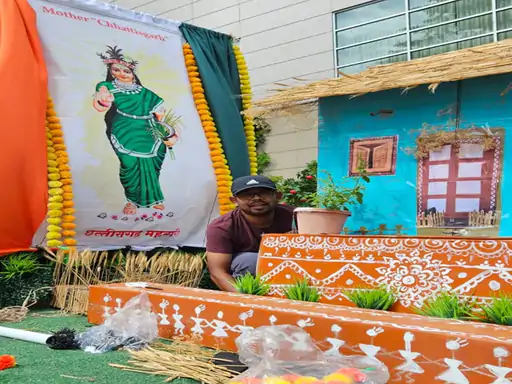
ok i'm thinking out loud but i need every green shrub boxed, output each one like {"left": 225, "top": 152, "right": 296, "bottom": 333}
{"left": 416, "top": 291, "right": 475, "bottom": 320}
{"left": 271, "top": 161, "right": 318, "bottom": 207}
{"left": 0, "top": 252, "right": 54, "bottom": 307}
{"left": 232, "top": 273, "right": 270, "bottom": 295}
{"left": 344, "top": 286, "right": 396, "bottom": 311}
{"left": 283, "top": 278, "right": 321, "bottom": 302}
{"left": 479, "top": 295, "right": 512, "bottom": 326}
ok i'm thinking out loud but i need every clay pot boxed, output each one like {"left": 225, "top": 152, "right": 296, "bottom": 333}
{"left": 294, "top": 208, "right": 351, "bottom": 235}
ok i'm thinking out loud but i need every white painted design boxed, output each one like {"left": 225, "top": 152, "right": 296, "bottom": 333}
{"left": 115, "top": 298, "right": 123, "bottom": 313}
{"left": 210, "top": 311, "right": 229, "bottom": 338}
{"left": 325, "top": 324, "right": 345, "bottom": 357}
{"left": 346, "top": 279, "right": 354, "bottom": 285}
{"left": 359, "top": 327, "right": 384, "bottom": 365}
{"left": 375, "top": 251, "right": 454, "bottom": 307}
{"left": 269, "top": 315, "right": 277, "bottom": 325}
{"left": 172, "top": 304, "right": 185, "bottom": 335}
{"left": 436, "top": 339, "right": 470, "bottom": 384}
{"left": 191, "top": 304, "right": 206, "bottom": 337}
{"left": 158, "top": 299, "right": 170, "bottom": 325}
{"left": 489, "top": 280, "right": 501, "bottom": 291}
{"left": 103, "top": 294, "right": 112, "bottom": 319}
{"left": 297, "top": 318, "right": 315, "bottom": 328}
{"left": 458, "top": 272, "right": 468, "bottom": 278}
{"left": 396, "top": 332, "right": 424, "bottom": 374}
{"left": 237, "top": 310, "right": 254, "bottom": 336}
{"left": 315, "top": 269, "right": 322, "bottom": 273}
{"left": 485, "top": 347, "right": 512, "bottom": 384}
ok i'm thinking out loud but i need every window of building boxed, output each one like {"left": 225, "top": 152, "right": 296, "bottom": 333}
{"left": 333, "top": 0, "right": 512, "bottom": 75}
{"left": 417, "top": 136, "right": 501, "bottom": 228}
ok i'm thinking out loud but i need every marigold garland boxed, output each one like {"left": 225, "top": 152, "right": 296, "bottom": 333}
{"left": 183, "top": 43, "right": 235, "bottom": 215}
{"left": 233, "top": 44, "right": 258, "bottom": 176}
{"left": 46, "top": 96, "right": 77, "bottom": 247}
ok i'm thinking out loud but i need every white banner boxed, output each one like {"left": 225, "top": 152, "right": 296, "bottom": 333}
{"left": 31, "top": 0, "right": 219, "bottom": 249}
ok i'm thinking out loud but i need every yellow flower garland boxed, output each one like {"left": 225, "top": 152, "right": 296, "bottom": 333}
{"left": 182, "top": 43, "right": 235, "bottom": 215}
{"left": 46, "top": 96, "right": 77, "bottom": 247}
{"left": 233, "top": 45, "right": 258, "bottom": 175}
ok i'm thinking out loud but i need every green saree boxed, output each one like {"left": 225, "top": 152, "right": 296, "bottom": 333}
{"left": 96, "top": 80, "right": 168, "bottom": 208}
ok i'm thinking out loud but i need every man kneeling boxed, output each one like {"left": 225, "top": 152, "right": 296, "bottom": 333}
{"left": 206, "top": 175, "right": 294, "bottom": 291}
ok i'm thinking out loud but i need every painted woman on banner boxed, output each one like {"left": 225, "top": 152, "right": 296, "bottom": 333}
{"left": 92, "top": 45, "right": 180, "bottom": 215}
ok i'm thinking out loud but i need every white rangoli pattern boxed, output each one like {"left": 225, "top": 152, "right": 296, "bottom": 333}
{"left": 258, "top": 236, "right": 512, "bottom": 308}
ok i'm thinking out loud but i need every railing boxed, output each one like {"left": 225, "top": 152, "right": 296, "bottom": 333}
{"left": 417, "top": 210, "right": 501, "bottom": 228}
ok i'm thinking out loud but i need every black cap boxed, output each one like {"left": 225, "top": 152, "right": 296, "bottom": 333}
{"left": 231, "top": 175, "right": 277, "bottom": 196}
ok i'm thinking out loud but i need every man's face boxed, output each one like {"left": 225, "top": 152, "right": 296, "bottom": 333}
{"left": 233, "top": 188, "right": 280, "bottom": 216}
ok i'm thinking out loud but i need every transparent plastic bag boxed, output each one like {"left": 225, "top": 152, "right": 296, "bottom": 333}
{"left": 78, "top": 292, "right": 158, "bottom": 354}
{"left": 229, "top": 325, "right": 389, "bottom": 384}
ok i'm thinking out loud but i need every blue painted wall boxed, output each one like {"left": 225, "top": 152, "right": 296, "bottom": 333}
{"left": 318, "top": 73, "right": 512, "bottom": 236}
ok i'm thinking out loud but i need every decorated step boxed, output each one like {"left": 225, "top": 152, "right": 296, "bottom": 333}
{"left": 257, "top": 234, "right": 512, "bottom": 312}
{"left": 89, "top": 283, "right": 512, "bottom": 384}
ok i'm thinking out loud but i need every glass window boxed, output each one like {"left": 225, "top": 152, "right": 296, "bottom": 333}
{"left": 335, "top": 0, "right": 404, "bottom": 30}
{"left": 336, "top": 15, "right": 406, "bottom": 47}
{"left": 497, "top": 9, "right": 512, "bottom": 31}
{"left": 337, "top": 35, "right": 407, "bottom": 66}
{"left": 409, "top": 0, "right": 492, "bottom": 30}
{"left": 334, "top": 0, "right": 510, "bottom": 76}
{"left": 411, "top": 35, "right": 493, "bottom": 59}
{"left": 410, "top": 14, "right": 493, "bottom": 50}
{"left": 497, "top": 0, "right": 512, "bottom": 9}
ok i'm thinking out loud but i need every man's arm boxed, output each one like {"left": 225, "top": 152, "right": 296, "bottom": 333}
{"left": 206, "top": 222, "right": 237, "bottom": 292}
{"left": 206, "top": 252, "right": 237, "bottom": 292}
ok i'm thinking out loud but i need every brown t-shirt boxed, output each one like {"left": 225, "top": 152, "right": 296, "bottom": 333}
{"left": 206, "top": 205, "right": 295, "bottom": 254}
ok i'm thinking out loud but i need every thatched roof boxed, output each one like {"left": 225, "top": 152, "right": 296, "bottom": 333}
{"left": 252, "top": 39, "right": 512, "bottom": 114}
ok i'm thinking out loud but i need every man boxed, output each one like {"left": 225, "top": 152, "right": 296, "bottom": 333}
{"left": 206, "top": 175, "right": 295, "bottom": 292}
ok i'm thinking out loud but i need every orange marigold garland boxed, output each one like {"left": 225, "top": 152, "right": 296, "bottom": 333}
{"left": 46, "top": 96, "right": 77, "bottom": 247}
{"left": 182, "top": 43, "right": 235, "bottom": 215}
{"left": 233, "top": 44, "right": 258, "bottom": 175}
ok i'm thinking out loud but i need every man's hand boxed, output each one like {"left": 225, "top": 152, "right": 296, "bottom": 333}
{"left": 206, "top": 252, "right": 237, "bottom": 292}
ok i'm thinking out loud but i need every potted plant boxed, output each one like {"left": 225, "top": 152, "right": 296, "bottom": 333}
{"left": 294, "top": 165, "right": 369, "bottom": 235}
{"left": 283, "top": 278, "right": 321, "bottom": 302}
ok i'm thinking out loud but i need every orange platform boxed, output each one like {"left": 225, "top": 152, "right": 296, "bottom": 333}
{"left": 257, "top": 234, "right": 512, "bottom": 312}
{"left": 89, "top": 283, "right": 512, "bottom": 383}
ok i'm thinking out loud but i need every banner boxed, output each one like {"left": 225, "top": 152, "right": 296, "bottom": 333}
{"left": 30, "top": 0, "right": 219, "bottom": 249}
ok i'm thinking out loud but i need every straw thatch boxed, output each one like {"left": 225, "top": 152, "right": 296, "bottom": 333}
{"left": 252, "top": 39, "right": 512, "bottom": 114}
{"left": 45, "top": 248, "right": 205, "bottom": 315}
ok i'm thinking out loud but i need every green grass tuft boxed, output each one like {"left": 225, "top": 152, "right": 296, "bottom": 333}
{"left": 479, "top": 295, "right": 512, "bottom": 326}
{"left": 283, "top": 278, "right": 321, "bottom": 302}
{"left": 231, "top": 272, "right": 270, "bottom": 295}
{"left": 344, "top": 286, "right": 396, "bottom": 311}
{"left": 0, "top": 252, "right": 40, "bottom": 280}
{"left": 416, "top": 291, "right": 475, "bottom": 320}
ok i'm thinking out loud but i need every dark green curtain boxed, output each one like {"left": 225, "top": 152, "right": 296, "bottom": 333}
{"left": 180, "top": 23, "right": 250, "bottom": 179}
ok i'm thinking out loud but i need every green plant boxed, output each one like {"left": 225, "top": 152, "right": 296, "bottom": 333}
{"left": 416, "top": 291, "right": 475, "bottom": 320}
{"left": 272, "top": 161, "right": 318, "bottom": 207}
{"left": 231, "top": 272, "right": 270, "bottom": 295}
{"left": 309, "top": 166, "right": 370, "bottom": 211}
{"left": 257, "top": 152, "right": 272, "bottom": 174}
{"left": 344, "top": 286, "right": 396, "bottom": 311}
{"left": 0, "top": 252, "right": 40, "bottom": 280}
{"left": 283, "top": 278, "right": 321, "bottom": 302}
{"left": 478, "top": 295, "right": 512, "bottom": 325}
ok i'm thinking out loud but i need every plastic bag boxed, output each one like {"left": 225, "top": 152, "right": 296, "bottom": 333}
{"left": 78, "top": 292, "right": 158, "bottom": 354}
{"left": 229, "top": 325, "right": 389, "bottom": 384}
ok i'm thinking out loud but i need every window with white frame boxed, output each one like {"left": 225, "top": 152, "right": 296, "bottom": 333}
{"left": 333, "top": 0, "right": 512, "bottom": 75}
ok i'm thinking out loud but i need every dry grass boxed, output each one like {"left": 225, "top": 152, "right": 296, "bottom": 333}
{"left": 44, "top": 248, "right": 205, "bottom": 315}
{"left": 251, "top": 39, "right": 512, "bottom": 114}
{"left": 110, "top": 339, "right": 237, "bottom": 383}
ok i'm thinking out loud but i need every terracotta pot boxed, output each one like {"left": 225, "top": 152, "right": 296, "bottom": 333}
{"left": 294, "top": 207, "right": 351, "bottom": 234}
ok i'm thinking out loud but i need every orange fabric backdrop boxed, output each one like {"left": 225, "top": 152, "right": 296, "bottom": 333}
{"left": 0, "top": 0, "right": 48, "bottom": 254}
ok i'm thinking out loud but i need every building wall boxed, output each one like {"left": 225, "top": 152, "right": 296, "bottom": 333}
{"left": 110, "top": 0, "right": 370, "bottom": 177}
{"left": 317, "top": 73, "right": 512, "bottom": 237}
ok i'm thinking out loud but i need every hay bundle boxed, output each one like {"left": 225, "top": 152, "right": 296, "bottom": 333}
{"left": 111, "top": 340, "right": 237, "bottom": 383}
{"left": 251, "top": 39, "right": 512, "bottom": 114}
{"left": 47, "top": 249, "right": 205, "bottom": 315}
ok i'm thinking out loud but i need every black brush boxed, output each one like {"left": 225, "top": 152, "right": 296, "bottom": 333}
{"left": 46, "top": 327, "right": 81, "bottom": 350}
